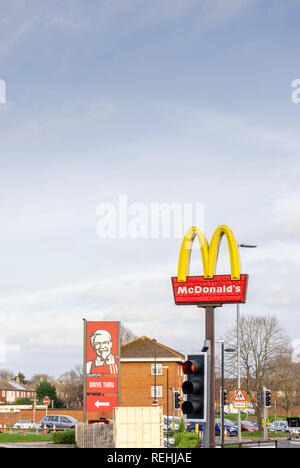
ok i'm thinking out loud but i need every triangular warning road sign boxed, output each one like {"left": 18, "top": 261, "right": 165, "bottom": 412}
{"left": 233, "top": 388, "right": 247, "bottom": 402}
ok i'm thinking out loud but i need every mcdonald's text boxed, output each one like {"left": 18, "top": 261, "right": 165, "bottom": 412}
{"left": 172, "top": 274, "right": 248, "bottom": 305}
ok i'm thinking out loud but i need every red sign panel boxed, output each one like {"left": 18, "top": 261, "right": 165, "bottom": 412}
{"left": 87, "top": 376, "right": 117, "bottom": 394}
{"left": 172, "top": 275, "right": 248, "bottom": 305}
{"left": 86, "top": 395, "right": 118, "bottom": 413}
{"left": 43, "top": 398, "right": 50, "bottom": 406}
{"left": 86, "top": 321, "right": 119, "bottom": 375}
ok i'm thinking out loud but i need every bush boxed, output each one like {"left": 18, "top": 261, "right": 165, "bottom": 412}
{"left": 178, "top": 418, "right": 186, "bottom": 433}
{"left": 53, "top": 430, "right": 76, "bottom": 445}
{"left": 14, "top": 397, "right": 32, "bottom": 405}
{"left": 174, "top": 432, "right": 199, "bottom": 448}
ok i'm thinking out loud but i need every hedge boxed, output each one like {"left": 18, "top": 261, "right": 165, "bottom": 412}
{"left": 53, "top": 430, "right": 76, "bottom": 445}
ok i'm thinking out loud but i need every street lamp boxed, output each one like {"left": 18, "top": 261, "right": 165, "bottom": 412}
{"left": 216, "top": 341, "right": 235, "bottom": 445}
{"left": 237, "top": 243, "right": 257, "bottom": 442}
{"left": 152, "top": 339, "right": 157, "bottom": 403}
{"left": 162, "top": 366, "right": 170, "bottom": 448}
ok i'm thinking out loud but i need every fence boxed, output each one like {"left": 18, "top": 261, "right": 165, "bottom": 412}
{"left": 210, "top": 439, "right": 278, "bottom": 448}
{"left": 75, "top": 423, "right": 114, "bottom": 448}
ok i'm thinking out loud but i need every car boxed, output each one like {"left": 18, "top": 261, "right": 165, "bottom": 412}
{"left": 163, "top": 437, "right": 175, "bottom": 447}
{"left": 186, "top": 420, "right": 238, "bottom": 437}
{"left": 215, "top": 420, "right": 238, "bottom": 437}
{"left": 232, "top": 420, "right": 259, "bottom": 432}
{"left": 38, "top": 415, "right": 78, "bottom": 431}
{"left": 163, "top": 416, "right": 180, "bottom": 432}
{"left": 13, "top": 420, "right": 36, "bottom": 430}
{"left": 269, "top": 421, "right": 290, "bottom": 433}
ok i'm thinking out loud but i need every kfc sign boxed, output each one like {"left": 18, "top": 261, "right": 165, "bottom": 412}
{"left": 86, "top": 376, "right": 118, "bottom": 393}
{"left": 86, "top": 395, "right": 118, "bottom": 413}
{"left": 86, "top": 321, "right": 120, "bottom": 375}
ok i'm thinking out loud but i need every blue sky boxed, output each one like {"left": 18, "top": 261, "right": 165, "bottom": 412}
{"left": 1, "top": 0, "right": 300, "bottom": 378}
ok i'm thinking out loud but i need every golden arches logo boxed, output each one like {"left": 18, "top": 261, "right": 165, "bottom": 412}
{"left": 177, "top": 225, "right": 241, "bottom": 282}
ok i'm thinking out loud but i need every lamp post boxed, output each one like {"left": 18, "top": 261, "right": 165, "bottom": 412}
{"left": 162, "top": 366, "right": 169, "bottom": 448}
{"left": 216, "top": 341, "right": 235, "bottom": 445}
{"left": 237, "top": 243, "right": 257, "bottom": 442}
{"left": 152, "top": 339, "right": 157, "bottom": 403}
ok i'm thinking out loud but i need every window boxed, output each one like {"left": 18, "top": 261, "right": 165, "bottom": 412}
{"left": 151, "top": 364, "right": 162, "bottom": 375}
{"left": 50, "top": 416, "right": 59, "bottom": 422}
{"left": 151, "top": 386, "right": 163, "bottom": 398}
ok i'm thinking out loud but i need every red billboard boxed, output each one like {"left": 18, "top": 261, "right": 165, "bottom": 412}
{"left": 172, "top": 275, "right": 248, "bottom": 305}
{"left": 86, "top": 376, "right": 118, "bottom": 394}
{"left": 172, "top": 226, "right": 249, "bottom": 305}
{"left": 86, "top": 395, "right": 118, "bottom": 413}
{"left": 86, "top": 321, "right": 119, "bottom": 375}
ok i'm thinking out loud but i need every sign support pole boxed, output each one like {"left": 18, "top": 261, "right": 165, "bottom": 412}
{"left": 117, "top": 321, "right": 121, "bottom": 408}
{"left": 83, "top": 318, "right": 87, "bottom": 423}
{"left": 205, "top": 306, "right": 215, "bottom": 447}
{"left": 199, "top": 304, "right": 223, "bottom": 447}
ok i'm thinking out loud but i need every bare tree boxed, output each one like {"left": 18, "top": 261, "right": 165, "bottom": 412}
{"left": 57, "top": 366, "right": 83, "bottom": 409}
{"left": 0, "top": 369, "right": 15, "bottom": 380}
{"left": 120, "top": 324, "right": 137, "bottom": 345}
{"left": 223, "top": 315, "right": 290, "bottom": 426}
{"left": 29, "top": 374, "right": 54, "bottom": 386}
{"left": 268, "top": 354, "right": 300, "bottom": 417}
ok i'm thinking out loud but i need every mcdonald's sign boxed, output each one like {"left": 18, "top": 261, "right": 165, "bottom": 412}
{"left": 172, "top": 225, "right": 248, "bottom": 305}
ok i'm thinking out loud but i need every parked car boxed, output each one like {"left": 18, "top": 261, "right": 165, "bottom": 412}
{"left": 186, "top": 420, "right": 238, "bottom": 437}
{"left": 163, "top": 416, "right": 180, "bottom": 432}
{"left": 163, "top": 437, "right": 175, "bottom": 447}
{"left": 268, "top": 421, "right": 290, "bottom": 433}
{"left": 13, "top": 420, "right": 36, "bottom": 430}
{"left": 232, "top": 420, "right": 259, "bottom": 432}
{"left": 38, "top": 415, "right": 78, "bottom": 431}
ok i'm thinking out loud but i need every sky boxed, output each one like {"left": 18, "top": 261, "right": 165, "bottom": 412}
{"left": 1, "top": 0, "right": 300, "bottom": 378}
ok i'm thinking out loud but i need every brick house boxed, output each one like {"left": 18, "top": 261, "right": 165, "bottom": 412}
{"left": 0, "top": 379, "right": 36, "bottom": 404}
{"left": 120, "top": 336, "right": 185, "bottom": 417}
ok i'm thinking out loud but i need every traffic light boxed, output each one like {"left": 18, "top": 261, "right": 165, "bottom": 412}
{"left": 223, "top": 390, "right": 227, "bottom": 406}
{"left": 173, "top": 391, "right": 181, "bottom": 410}
{"left": 264, "top": 389, "right": 271, "bottom": 408}
{"left": 257, "top": 390, "right": 263, "bottom": 407}
{"left": 181, "top": 353, "right": 207, "bottom": 422}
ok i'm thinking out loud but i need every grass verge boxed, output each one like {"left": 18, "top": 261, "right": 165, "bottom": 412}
{"left": 0, "top": 433, "right": 53, "bottom": 443}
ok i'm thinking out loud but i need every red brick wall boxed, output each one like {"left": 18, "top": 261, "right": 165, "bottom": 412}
{"left": 0, "top": 409, "right": 107, "bottom": 428}
{"left": 120, "top": 361, "right": 184, "bottom": 417}
{"left": 0, "top": 360, "right": 184, "bottom": 426}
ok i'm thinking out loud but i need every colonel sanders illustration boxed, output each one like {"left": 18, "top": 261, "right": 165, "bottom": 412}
{"left": 86, "top": 329, "right": 118, "bottom": 374}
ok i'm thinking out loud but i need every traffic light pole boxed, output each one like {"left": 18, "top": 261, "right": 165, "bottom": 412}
{"left": 205, "top": 306, "right": 215, "bottom": 447}
{"left": 202, "top": 339, "right": 211, "bottom": 449}
{"left": 221, "top": 341, "right": 225, "bottom": 446}
{"left": 263, "top": 406, "right": 268, "bottom": 441}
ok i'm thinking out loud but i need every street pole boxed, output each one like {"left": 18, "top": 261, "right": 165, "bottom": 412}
{"left": 83, "top": 318, "right": 87, "bottom": 423}
{"left": 153, "top": 339, "right": 157, "bottom": 403}
{"left": 221, "top": 341, "right": 225, "bottom": 446}
{"left": 162, "top": 366, "right": 169, "bottom": 448}
{"left": 263, "top": 387, "right": 268, "bottom": 441}
{"left": 205, "top": 306, "right": 216, "bottom": 447}
{"left": 237, "top": 303, "right": 241, "bottom": 443}
{"left": 167, "top": 368, "right": 169, "bottom": 448}
{"left": 202, "top": 339, "right": 211, "bottom": 449}
{"left": 237, "top": 243, "right": 257, "bottom": 443}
